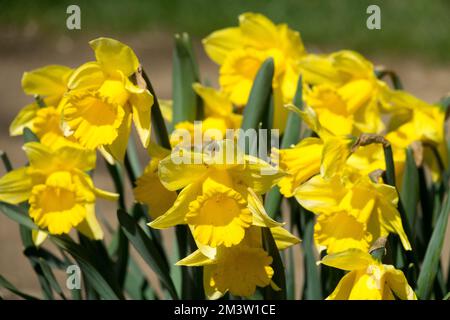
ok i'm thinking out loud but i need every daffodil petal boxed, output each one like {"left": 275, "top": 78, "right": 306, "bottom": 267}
{"left": 76, "top": 203, "right": 104, "bottom": 240}
{"left": 22, "top": 65, "right": 72, "bottom": 97}
{"left": 9, "top": 103, "right": 39, "bottom": 136}
{"left": 149, "top": 182, "right": 202, "bottom": 229}
{"left": 89, "top": 37, "right": 139, "bottom": 77}
{"left": 320, "top": 249, "right": 373, "bottom": 271}
{"left": 0, "top": 167, "right": 32, "bottom": 204}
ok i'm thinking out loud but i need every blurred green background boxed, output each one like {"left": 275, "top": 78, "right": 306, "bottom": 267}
{"left": 1, "top": 0, "right": 450, "bottom": 63}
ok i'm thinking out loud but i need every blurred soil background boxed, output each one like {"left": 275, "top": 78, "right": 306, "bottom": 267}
{"left": 0, "top": 0, "right": 449, "bottom": 298}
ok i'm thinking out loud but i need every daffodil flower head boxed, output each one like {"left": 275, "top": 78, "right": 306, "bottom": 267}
{"left": 299, "top": 50, "right": 390, "bottom": 135}
{"left": 321, "top": 249, "right": 417, "bottom": 300}
{"left": 203, "top": 12, "right": 307, "bottom": 131}
{"left": 186, "top": 178, "right": 252, "bottom": 247}
{"left": 0, "top": 142, "right": 118, "bottom": 242}
{"left": 62, "top": 37, "right": 154, "bottom": 161}
{"left": 29, "top": 171, "right": 94, "bottom": 235}
{"left": 10, "top": 65, "right": 73, "bottom": 139}
{"left": 176, "top": 225, "right": 299, "bottom": 299}
{"left": 149, "top": 140, "right": 285, "bottom": 248}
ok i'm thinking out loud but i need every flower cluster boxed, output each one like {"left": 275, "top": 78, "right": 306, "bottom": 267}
{"left": 1, "top": 12, "right": 448, "bottom": 301}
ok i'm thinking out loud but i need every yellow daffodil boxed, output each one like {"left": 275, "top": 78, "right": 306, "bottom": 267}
{"left": 10, "top": 65, "right": 73, "bottom": 143}
{"left": 385, "top": 90, "right": 448, "bottom": 181}
{"left": 149, "top": 139, "right": 284, "bottom": 248}
{"left": 177, "top": 226, "right": 299, "bottom": 299}
{"left": 300, "top": 50, "right": 391, "bottom": 135}
{"left": 62, "top": 37, "right": 154, "bottom": 161}
{"left": 0, "top": 142, "right": 117, "bottom": 242}
{"left": 321, "top": 249, "right": 417, "bottom": 300}
{"left": 295, "top": 168, "right": 411, "bottom": 253}
{"left": 203, "top": 12, "right": 307, "bottom": 131}
{"left": 272, "top": 104, "right": 355, "bottom": 197}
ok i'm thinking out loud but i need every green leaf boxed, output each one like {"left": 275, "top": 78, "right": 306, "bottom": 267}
{"left": 141, "top": 69, "right": 171, "bottom": 149}
{"left": 416, "top": 193, "right": 450, "bottom": 299}
{"left": 0, "top": 275, "right": 39, "bottom": 300}
{"left": 124, "top": 137, "right": 142, "bottom": 187}
{"left": 400, "top": 148, "right": 419, "bottom": 231}
{"left": 124, "top": 256, "right": 156, "bottom": 300}
{"left": 240, "top": 58, "right": 274, "bottom": 132}
{"left": 264, "top": 75, "right": 302, "bottom": 218}
{"left": 38, "top": 258, "right": 66, "bottom": 299}
{"left": 262, "top": 227, "right": 286, "bottom": 300}
{"left": 0, "top": 202, "right": 38, "bottom": 230}
{"left": 24, "top": 247, "right": 67, "bottom": 270}
{"left": 375, "top": 69, "right": 403, "bottom": 90}
{"left": 300, "top": 208, "right": 323, "bottom": 300}
{"left": 51, "top": 235, "right": 123, "bottom": 300}
{"left": 23, "top": 127, "right": 39, "bottom": 143}
{"left": 172, "top": 32, "right": 201, "bottom": 126}
{"left": 117, "top": 209, "right": 179, "bottom": 299}
{"left": 0, "top": 150, "right": 12, "bottom": 172}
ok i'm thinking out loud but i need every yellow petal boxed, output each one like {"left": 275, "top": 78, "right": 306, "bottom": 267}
{"left": 193, "top": 83, "right": 233, "bottom": 116}
{"left": 298, "top": 54, "right": 342, "bottom": 86}
{"left": 175, "top": 249, "right": 214, "bottom": 266}
{"left": 158, "top": 151, "right": 209, "bottom": 191}
{"left": 158, "top": 99, "right": 173, "bottom": 123}
{"left": 67, "top": 61, "right": 105, "bottom": 91}
{"left": 94, "top": 188, "right": 119, "bottom": 201}
{"left": 22, "top": 65, "right": 72, "bottom": 97}
{"left": 320, "top": 249, "right": 373, "bottom": 271}
{"left": 203, "top": 265, "right": 224, "bottom": 300}
{"left": 134, "top": 159, "right": 177, "bottom": 219}
{"left": 230, "top": 155, "right": 283, "bottom": 194}
{"left": 326, "top": 271, "right": 357, "bottom": 300}
{"left": 247, "top": 188, "right": 283, "bottom": 228}
{"left": 131, "top": 95, "right": 153, "bottom": 147}
{"left": 147, "top": 141, "right": 171, "bottom": 159}
{"left": 203, "top": 27, "right": 243, "bottom": 65}
{"left": 89, "top": 37, "right": 139, "bottom": 77}
{"left": 320, "top": 136, "right": 354, "bottom": 179}
{"left": 384, "top": 266, "right": 417, "bottom": 300}
{"left": 32, "top": 230, "right": 48, "bottom": 247}
{"left": 239, "top": 12, "right": 279, "bottom": 49}
{"left": 271, "top": 226, "right": 301, "bottom": 250}
{"left": 0, "top": 167, "right": 32, "bottom": 204}
{"left": 76, "top": 203, "right": 104, "bottom": 240}
{"left": 294, "top": 174, "right": 345, "bottom": 214}
{"left": 149, "top": 182, "right": 202, "bottom": 229}
{"left": 9, "top": 103, "right": 39, "bottom": 136}
{"left": 376, "top": 196, "right": 411, "bottom": 251}
{"left": 103, "top": 108, "right": 132, "bottom": 162}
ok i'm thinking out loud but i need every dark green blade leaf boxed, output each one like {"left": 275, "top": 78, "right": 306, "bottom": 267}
{"left": 142, "top": 70, "right": 171, "bottom": 149}
{"left": 240, "top": 58, "right": 274, "bottom": 132}
{"left": 299, "top": 208, "right": 323, "bottom": 300}
{"left": 0, "top": 150, "right": 13, "bottom": 172}
{"left": 400, "top": 148, "right": 419, "bottom": 232}
{"left": 117, "top": 209, "right": 178, "bottom": 299}
{"left": 51, "top": 236, "right": 123, "bottom": 300}
{"left": 38, "top": 258, "right": 66, "bottom": 299}
{"left": 0, "top": 275, "right": 39, "bottom": 300}
{"left": 0, "top": 202, "right": 38, "bottom": 230}
{"left": 172, "top": 32, "right": 201, "bottom": 126}
{"left": 23, "top": 127, "right": 39, "bottom": 143}
{"left": 264, "top": 75, "right": 303, "bottom": 218}
{"left": 416, "top": 193, "right": 450, "bottom": 299}
{"left": 262, "top": 227, "right": 286, "bottom": 300}
{"left": 24, "top": 247, "right": 67, "bottom": 270}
